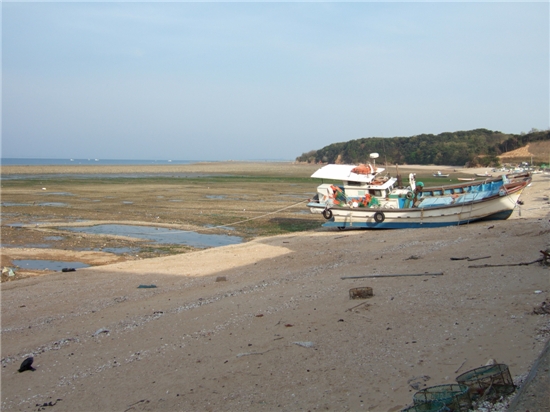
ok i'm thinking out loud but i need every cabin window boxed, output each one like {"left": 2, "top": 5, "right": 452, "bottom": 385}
{"left": 346, "top": 181, "right": 362, "bottom": 187}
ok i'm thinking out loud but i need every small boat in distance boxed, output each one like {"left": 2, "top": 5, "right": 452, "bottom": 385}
{"left": 475, "top": 171, "right": 493, "bottom": 177}
{"left": 433, "top": 171, "right": 450, "bottom": 177}
{"left": 307, "top": 155, "right": 531, "bottom": 230}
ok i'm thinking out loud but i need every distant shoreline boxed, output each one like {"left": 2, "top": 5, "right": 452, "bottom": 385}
{"left": 0, "top": 161, "right": 498, "bottom": 178}
{"left": 0, "top": 161, "right": 307, "bottom": 176}
{"left": 0, "top": 158, "right": 293, "bottom": 167}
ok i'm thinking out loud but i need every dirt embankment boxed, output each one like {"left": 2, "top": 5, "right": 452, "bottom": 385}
{"left": 499, "top": 141, "right": 550, "bottom": 163}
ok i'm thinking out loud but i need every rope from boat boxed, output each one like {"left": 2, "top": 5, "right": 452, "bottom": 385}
{"left": 506, "top": 189, "right": 527, "bottom": 216}
{"left": 458, "top": 197, "right": 466, "bottom": 225}
{"left": 157, "top": 198, "right": 310, "bottom": 235}
{"left": 467, "top": 193, "right": 477, "bottom": 223}
{"left": 521, "top": 204, "right": 550, "bottom": 212}
{"left": 457, "top": 191, "right": 481, "bottom": 225}
{"left": 213, "top": 199, "right": 310, "bottom": 228}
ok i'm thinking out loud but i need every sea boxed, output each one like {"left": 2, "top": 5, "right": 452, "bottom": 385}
{"left": 1, "top": 158, "right": 290, "bottom": 166}
{"left": 1, "top": 158, "right": 199, "bottom": 166}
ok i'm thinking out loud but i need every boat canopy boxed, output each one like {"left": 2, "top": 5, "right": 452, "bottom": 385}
{"left": 310, "top": 164, "right": 385, "bottom": 183}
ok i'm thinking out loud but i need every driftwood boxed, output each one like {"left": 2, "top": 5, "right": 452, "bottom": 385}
{"left": 455, "top": 359, "right": 467, "bottom": 374}
{"left": 345, "top": 301, "right": 370, "bottom": 312}
{"left": 467, "top": 256, "right": 491, "bottom": 262}
{"left": 451, "top": 256, "right": 491, "bottom": 261}
{"left": 341, "top": 272, "right": 444, "bottom": 279}
{"left": 236, "top": 348, "right": 276, "bottom": 358}
{"left": 469, "top": 258, "right": 543, "bottom": 268}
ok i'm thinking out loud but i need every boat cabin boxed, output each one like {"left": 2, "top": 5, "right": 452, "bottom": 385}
{"left": 310, "top": 164, "right": 408, "bottom": 209}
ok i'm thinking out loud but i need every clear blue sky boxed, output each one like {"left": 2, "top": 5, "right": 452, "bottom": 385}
{"left": 2, "top": 1, "right": 549, "bottom": 161}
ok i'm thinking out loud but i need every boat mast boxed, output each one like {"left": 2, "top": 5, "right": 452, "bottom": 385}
{"left": 370, "top": 152, "right": 379, "bottom": 170}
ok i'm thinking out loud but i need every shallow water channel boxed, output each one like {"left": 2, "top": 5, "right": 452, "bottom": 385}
{"left": 59, "top": 224, "right": 243, "bottom": 248}
{"left": 13, "top": 260, "right": 90, "bottom": 271}
{"left": 5, "top": 224, "right": 243, "bottom": 272}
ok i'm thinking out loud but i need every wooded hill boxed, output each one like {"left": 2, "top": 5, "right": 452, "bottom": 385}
{"left": 296, "top": 129, "right": 550, "bottom": 167}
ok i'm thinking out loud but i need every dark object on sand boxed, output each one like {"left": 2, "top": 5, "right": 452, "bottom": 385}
{"left": 18, "top": 357, "right": 35, "bottom": 372}
{"left": 349, "top": 286, "right": 373, "bottom": 299}
{"left": 342, "top": 273, "right": 443, "bottom": 279}
{"left": 137, "top": 284, "right": 157, "bottom": 289}
{"left": 533, "top": 301, "right": 550, "bottom": 315}
{"left": 36, "top": 399, "right": 62, "bottom": 408}
{"left": 469, "top": 258, "right": 543, "bottom": 268}
{"left": 61, "top": 268, "right": 76, "bottom": 272}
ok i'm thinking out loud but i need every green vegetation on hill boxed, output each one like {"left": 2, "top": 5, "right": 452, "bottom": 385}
{"left": 296, "top": 128, "right": 550, "bottom": 167}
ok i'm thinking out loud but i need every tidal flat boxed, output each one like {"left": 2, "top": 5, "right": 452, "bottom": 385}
{"left": 1, "top": 161, "right": 543, "bottom": 278}
{"left": 1, "top": 162, "right": 324, "bottom": 276}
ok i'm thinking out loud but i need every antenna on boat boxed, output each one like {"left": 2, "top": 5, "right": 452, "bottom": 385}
{"left": 395, "top": 163, "right": 402, "bottom": 187}
{"left": 369, "top": 153, "right": 379, "bottom": 170}
{"left": 409, "top": 173, "right": 416, "bottom": 192}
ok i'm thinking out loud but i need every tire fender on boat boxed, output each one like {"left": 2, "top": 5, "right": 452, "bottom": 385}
{"left": 322, "top": 209, "right": 333, "bottom": 220}
{"left": 373, "top": 211, "right": 385, "bottom": 223}
{"left": 405, "top": 191, "right": 414, "bottom": 200}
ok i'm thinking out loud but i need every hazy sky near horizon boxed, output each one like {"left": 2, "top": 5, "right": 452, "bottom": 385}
{"left": 2, "top": 2, "right": 549, "bottom": 161}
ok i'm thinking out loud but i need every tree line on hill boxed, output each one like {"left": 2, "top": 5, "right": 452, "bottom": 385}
{"left": 296, "top": 128, "right": 550, "bottom": 167}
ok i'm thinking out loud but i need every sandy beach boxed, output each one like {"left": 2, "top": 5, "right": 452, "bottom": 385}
{"left": 1, "top": 165, "right": 549, "bottom": 411}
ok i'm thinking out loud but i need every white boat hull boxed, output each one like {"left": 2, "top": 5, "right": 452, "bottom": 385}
{"left": 308, "top": 185, "right": 526, "bottom": 229}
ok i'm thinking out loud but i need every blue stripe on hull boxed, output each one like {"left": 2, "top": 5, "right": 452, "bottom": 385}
{"left": 322, "top": 209, "right": 514, "bottom": 229}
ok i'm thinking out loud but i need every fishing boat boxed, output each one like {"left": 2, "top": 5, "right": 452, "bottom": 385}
{"left": 306, "top": 154, "right": 531, "bottom": 229}
{"left": 433, "top": 171, "right": 450, "bottom": 177}
{"left": 475, "top": 171, "right": 493, "bottom": 177}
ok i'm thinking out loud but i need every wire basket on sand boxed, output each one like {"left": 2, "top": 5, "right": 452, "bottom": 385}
{"left": 401, "top": 400, "right": 446, "bottom": 412}
{"left": 413, "top": 383, "right": 471, "bottom": 412}
{"left": 456, "top": 363, "right": 515, "bottom": 401}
